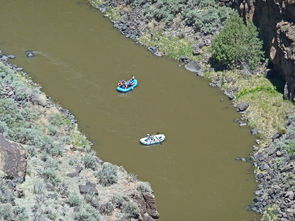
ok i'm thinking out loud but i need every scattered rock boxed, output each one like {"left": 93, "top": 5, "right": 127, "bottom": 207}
{"left": 253, "top": 146, "right": 259, "bottom": 151}
{"left": 79, "top": 181, "right": 98, "bottom": 195}
{"left": 25, "top": 50, "right": 35, "bottom": 58}
{"left": 147, "top": 47, "right": 163, "bottom": 56}
{"left": 209, "top": 82, "right": 217, "bottom": 87}
{"left": 224, "top": 90, "right": 235, "bottom": 100}
{"left": 235, "top": 157, "right": 247, "bottom": 162}
{"left": 0, "top": 55, "right": 8, "bottom": 62}
{"left": 272, "top": 133, "right": 282, "bottom": 141}
{"left": 250, "top": 128, "right": 259, "bottom": 136}
{"left": 276, "top": 151, "right": 282, "bottom": 157}
{"left": 7, "top": 55, "right": 16, "bottom": 59}
{"left": 66, "top": 166, "right": 83, "bottom": 177}
{"left": 15, "top": 67, "right": 23, "bottom": 71}
{"left": 203, "top": 38, "right": 211, "bottom": 46}
{"left": 239, "top": 122, "right": 247, "bottom": 127}
{"left": 260, "top": 163, "right": 270, "bottom": 171}
{"left": 237, "top": 102, "right": 249, "bottom": 112}
{"left": 184, "top": 61, "right": 203, "bottom": 76}
{"left": 285, "top": 191, "right": 294, "bottom": 200}
{"left": 30, "top": 92, "right": 48, "bottom": 107}
{"left": 178, "top": 56, "right": 190, "bottom": 64}
{"left": 192, "top": 44, "right": 201, "bottom": 55}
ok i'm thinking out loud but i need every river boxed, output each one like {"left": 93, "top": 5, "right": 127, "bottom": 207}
{"left": 0, "top": 0, "right": 259, "bottom": 220}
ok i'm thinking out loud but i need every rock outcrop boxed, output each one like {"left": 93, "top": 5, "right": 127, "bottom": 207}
{"left": 0, "top": 135, "right": 26, "bottom": 182}
{"left": 228, "top": 0, "right": 295, "bottom": 101}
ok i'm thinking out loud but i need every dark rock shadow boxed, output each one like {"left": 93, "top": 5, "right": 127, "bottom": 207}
{"left": 208, "top": 57, "right": 227, "bottom": 71}
{"left": 265, "top": 64, "right": 285, "bottom": 94}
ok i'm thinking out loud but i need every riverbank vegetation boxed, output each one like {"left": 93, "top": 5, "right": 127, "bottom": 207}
{"left": 0, "top": 61, "right": 158, "bottom": 220}
{"left": 89, "top": 0, "right": 295, "bottom": 219}
{"left": 211, "top": 13, "right": 264, "bottom": 70}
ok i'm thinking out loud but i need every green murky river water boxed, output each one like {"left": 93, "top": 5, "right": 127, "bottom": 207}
{"left": 0, "top": 0, "right": 259, "bottom": 220}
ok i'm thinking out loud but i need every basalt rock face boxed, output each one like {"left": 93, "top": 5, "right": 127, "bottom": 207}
{"left": 0, "top": 135, "right": 26, "bottom": 182}
{"left": 228, "top": 0, "right": 295, "bottom": 101}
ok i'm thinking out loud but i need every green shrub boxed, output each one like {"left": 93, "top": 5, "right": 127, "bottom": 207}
{"left": 98, "top": 202, "right": 114, "bottom": 215}
{"left": 182, "top": 6, "right": 232, "bottom": 34}
{"left": 42, "top": 168, "right": 60, "bottom": 185}
{"left": 84, "top": 193, "right": 100, "bottom": 208}
{"left": 33, "top": 180, "right": 46, "bottom": 194}
{"left": 96, "top": 163, "right": 118, "bottom": 187}
{"left": 0, "top": 203, "right": 12, "bottom": 220}
{"left": 111, "top": 195, "right": 124, "bottom": 208}
{"left": 0, "top": 121, "right": 10, "bottom": 137}
{"left": 26, "top": 146, "right": 37, "bottom": 157}
{"left": 82, "top": 153, "right": 97, "bottom": 169}
{"left": 211, "top": 12, "right": 264, "bottom": 70}
{"left": 74, "top": 205, "right": 105, "bottom": 221}
{"left": 47, "top": 143, "right": 63, "bottom": 157}
{"left": 132, "top": 0, "right": 232, "bottom": 34}
{"left": 0, "top": 181, "right": 14, "bottom": 203}
{"left": 122, "top": 201, "right": 140, "bottom": 218}
{"left": 68, "top": 192, "right": 82, "bottom": 207}
{"left": 287, "top": 142, "right": 295, "bottom": 154}
{"left": 137, "top": 182, "right": 152, "bottom": 193}
{"left": 13, "top": 206, "right": 28, "bottom": 221}
{"left": 48, "top": 125, "right": 57, "bottom": 136}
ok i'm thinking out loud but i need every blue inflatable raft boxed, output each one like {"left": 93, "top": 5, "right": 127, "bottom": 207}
{"left": 116, "top": 79, "right": 138, "bottom": 93}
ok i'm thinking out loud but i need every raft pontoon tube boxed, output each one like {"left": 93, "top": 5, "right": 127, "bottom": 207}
{"left": 140, "top": 134, "right": 165, "bottom": 145}
{"left": 116, "top": 79, "right": 138, "bottom": 93}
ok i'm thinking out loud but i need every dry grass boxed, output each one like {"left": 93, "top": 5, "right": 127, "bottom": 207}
{"left": 205, "top": 69, "right": 294, "bottom": 143}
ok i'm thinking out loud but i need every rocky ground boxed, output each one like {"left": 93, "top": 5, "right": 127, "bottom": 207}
{"left": 88, "top": 0, "right": 295, "bottom": 220}
{"left": 252, "top": 114, "right": 295, "bottom": 220}
{"left": 0, "top": 53, "right": 159, "bottom": 221}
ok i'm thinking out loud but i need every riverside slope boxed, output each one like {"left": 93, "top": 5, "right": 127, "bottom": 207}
{"left": 0, "top": 54, "right": 159, "bottom": 220}
{"left": 88, "top": 0, "right": 295, "bottom": 220}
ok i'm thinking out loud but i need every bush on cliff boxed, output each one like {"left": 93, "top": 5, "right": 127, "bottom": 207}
{"left": 211, "top": 12, "right": 264, "bottom": 70}
{"left": 132, "top": 0, "right": 232, "bottom": 35}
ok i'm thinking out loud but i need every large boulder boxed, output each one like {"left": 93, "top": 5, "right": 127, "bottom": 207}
{"left": 184, "top": 61, "right": 203, "bottom": 76}
{"left": 0, "top": 135, "right": 26, "bottom": 182}
{"left": 131, "top": 192, "right": 160, "bottom": 220}
{"left": 237, "top": 102, "right": 249, "bottom": 112}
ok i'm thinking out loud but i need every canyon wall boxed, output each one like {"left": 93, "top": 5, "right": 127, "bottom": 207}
{"left": 226, "top": 0, "right": 295, "bottom": 100}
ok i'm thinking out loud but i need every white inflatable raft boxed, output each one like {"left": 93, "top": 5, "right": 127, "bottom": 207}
{"left": 140, "top": 134, "right": 165, "bottom": 145}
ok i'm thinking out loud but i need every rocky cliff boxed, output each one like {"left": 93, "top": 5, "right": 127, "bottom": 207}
{"left": 228, "top": 0, "right": 295, "bottom": 101}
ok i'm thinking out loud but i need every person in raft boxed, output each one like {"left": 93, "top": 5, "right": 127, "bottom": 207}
{"left": 126, "top": 75, "right": 135, "bottom": 87}
{"left": 117, "top": 80, "right": 126, "bottom": 88}
{"left": 146, "top": 134, "right": 154, "bottom": 141}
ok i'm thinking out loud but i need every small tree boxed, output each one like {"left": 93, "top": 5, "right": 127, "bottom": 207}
{"left": 211, "top": 12, "right": 264, "bottom": 70}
